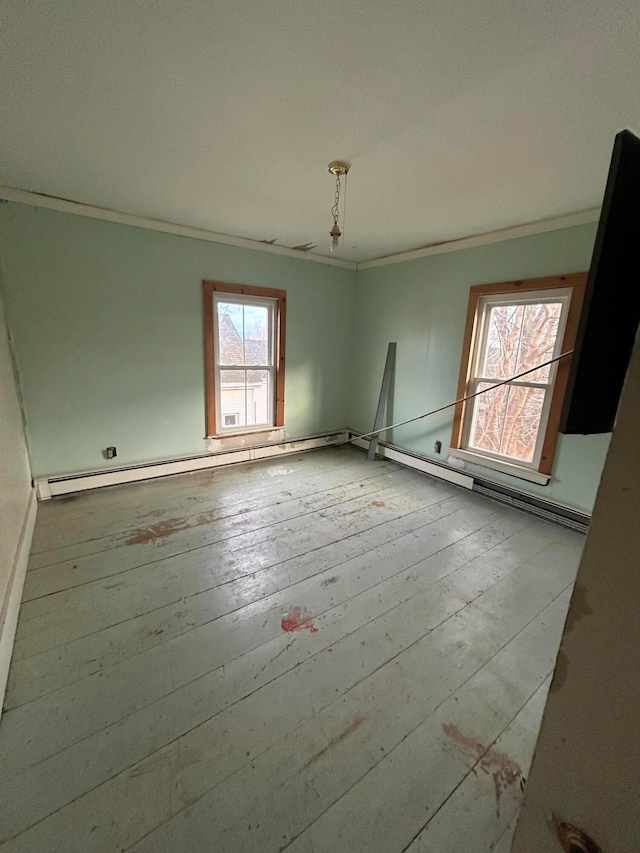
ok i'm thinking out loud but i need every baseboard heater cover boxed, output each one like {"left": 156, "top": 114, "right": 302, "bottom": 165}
{"left": 36, "top": 430, "right": 350, "bottom": 499}
{"left": 471, "top": 478, "right": 589, "bottom": 533}
{"left": 349, "top": 435, "right": 474, "bottom": 490}
{"left": 350, "top": 433, "right": 589, "bottom": 533}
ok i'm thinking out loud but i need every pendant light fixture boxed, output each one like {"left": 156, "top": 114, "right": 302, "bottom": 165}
{"left": 328, "top": 161, "right": 350, "bottom": 252}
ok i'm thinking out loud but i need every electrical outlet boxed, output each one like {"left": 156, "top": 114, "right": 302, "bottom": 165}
{"left": 434, "top": 440, "right": 442, "bottom": 454}
{"left": 106, "top": 446, "right": 117, "bottom": 459}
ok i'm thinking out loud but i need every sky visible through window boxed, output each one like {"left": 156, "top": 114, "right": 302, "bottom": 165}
{"left": 219, "top": 302, "right": 268, "bottom": 346}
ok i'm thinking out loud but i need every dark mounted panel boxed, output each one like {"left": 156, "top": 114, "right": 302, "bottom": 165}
{"left": 560, "top": 129, "right": 640, "bottom": 434}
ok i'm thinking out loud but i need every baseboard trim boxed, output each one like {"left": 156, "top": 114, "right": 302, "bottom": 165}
{"left": 35, "top": 431, "right": 350, "bottom": 499}
{"left": 349, "top": 433, "right": 589, "bottom": 532}
{"left": 349, "top": 435, "right": 474, "bottom": 490}
{"left": 0, "top": 488, "right": 37, "bottom": 713}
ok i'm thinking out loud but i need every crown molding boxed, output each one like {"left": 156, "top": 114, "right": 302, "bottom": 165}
{"left": 0, "top": 185, "right": 357, "bottom": 271}
{"left": 0, "top": 184, "right": 600, "bottom": 274}
{"left": 356, "top": 207, "right": 601, "bottom": 271}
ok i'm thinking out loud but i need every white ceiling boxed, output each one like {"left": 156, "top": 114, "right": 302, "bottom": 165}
{"left": 1, "top": 0, "right": 638, "bottom": 263}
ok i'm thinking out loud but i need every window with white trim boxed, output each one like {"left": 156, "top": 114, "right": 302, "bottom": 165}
{"left": 204, "top": 281, "right": 286, "bottom": 437}
{"left": 450, "top": 274, "right": 586, "bottom": 484}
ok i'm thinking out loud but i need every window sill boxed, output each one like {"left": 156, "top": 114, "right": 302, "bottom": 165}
{"left": 205, "top": 427, "right": 285, "bottom": 453}
{"left": 449, "top": 448, "right": 550, "bottom": 486}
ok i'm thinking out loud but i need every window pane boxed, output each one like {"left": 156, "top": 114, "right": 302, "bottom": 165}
{"left": 245, "top": 369, "right": 271, "bottom": 426}
{"left": 514, "top": 302, "right": 562, "bottom": 383}
{"left": 243, "top": 304, "right": 270, "bottom": 365}
{"left": 219, "top": 368, "right": 248, "bottom": 427}
{"left": 501, "top": 385, "right": 545, "bottom": 463}
{"left": 481, "top": 301, "right": 563, "bottom": 383}
{"left": 469, "top": 382, "right": 546, "bottom": 464}
{"left": 219, "top": 368, "right": 272, "bottom": 429}
{"left": 216, "top": 300, "right": 271, "bottom": 366}
{"left": 216, "top": 302, "right": 244, "bottom": 365}
{"left": 469, "top": 382, "right": 509, "bottom": 455}
{"left": 482, "top": 305, "right": 524, "bottom": 379}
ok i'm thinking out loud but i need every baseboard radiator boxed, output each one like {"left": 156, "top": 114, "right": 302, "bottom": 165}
{"left": 349, "top": 433, "right": 589, "bottom": 533}
{"left": 36, "top": 430, "right": 350, "bottom": 500}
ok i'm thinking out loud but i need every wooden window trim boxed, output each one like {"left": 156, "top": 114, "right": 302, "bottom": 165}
{"left": 203, "top": 280, "right": 286, "bottom": 438}
{"left": 450, "top": 272, "right": 587, "bottom": 477}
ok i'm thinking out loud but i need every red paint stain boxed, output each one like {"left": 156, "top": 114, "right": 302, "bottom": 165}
{"left": 303, "top": 716, "right": 365, "bottom": 769}
{"left": 371, "top": 501, "right": 385, "bottom": 507}
{"left": 281, "top": 606, "right": 319, "bottom": 634}
{"left": 124, "top": 506, "right": 249, "bottom": 545}
{"left": 442, "top": 723, "right": 522, "bottom": 816}
{"left": 146, "top": 508, "right": 168, "bottom": 518}
{"left": 125, "top": 516, "right": 191, "bottom": 545}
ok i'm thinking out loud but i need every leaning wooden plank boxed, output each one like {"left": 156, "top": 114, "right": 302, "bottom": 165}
{"left": 6, "top": 509, "right": 541, "bottom": 709}
{"left": 0, "top": 542, "right": 578, "bottom": 849}
{"left": 367, "top": 341, "right": 396, "bottom": 460}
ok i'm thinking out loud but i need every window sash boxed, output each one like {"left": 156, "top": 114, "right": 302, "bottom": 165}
{"left": 213, "top": 294, "right": 277, "bottom": 434}
{"left": 460, "top": 288, "right": 571, "bottom": 470}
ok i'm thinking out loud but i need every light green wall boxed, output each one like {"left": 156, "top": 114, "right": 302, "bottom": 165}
{"left": 350, "top": 224, "right": 610, "bottom": 514}
{"left": 0, "top": 204, "right": 356, "bottom": 477}
{"left": 0, "top": 203, "right": 610, "bottom": 513}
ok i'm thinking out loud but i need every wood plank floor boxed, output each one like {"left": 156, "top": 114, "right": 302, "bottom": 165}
{"left": 0, "top": 446, "right": 584, "bottom": 852}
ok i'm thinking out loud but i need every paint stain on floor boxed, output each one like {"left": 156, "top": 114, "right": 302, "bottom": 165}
{"left": 124, "top": 507, "right": 250, "bottom": 545}
{"left": 125, "top": 516, "right": 191, "bottom": 545}
{"left": 281, "top": 606, "right": 319, "bottom": 634}
{"left": 320, "top": 576, "right": 339, "bottom": 587}
{"left": 442, "top": 722, "right": 522, "bottom": 816}
{"left": 303, "top": 716, "right": 365, "bottom": 768}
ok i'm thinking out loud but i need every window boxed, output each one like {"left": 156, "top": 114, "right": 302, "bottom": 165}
{"left": 203, "top": 281, "right": 286, "bottom": 436}
{"left": 450, "top": 273, "right": 587, "bottom": 485}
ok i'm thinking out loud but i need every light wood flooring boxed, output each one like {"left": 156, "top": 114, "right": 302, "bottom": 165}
{"left": 0, "top": 446, "right": 584, "bottom": 852}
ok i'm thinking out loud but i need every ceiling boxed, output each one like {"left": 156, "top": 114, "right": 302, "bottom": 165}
{"left": 1, "top": 0, "right": 638, "bottom": 264}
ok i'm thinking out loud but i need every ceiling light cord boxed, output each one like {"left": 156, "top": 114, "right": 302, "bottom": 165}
{"left": 351, "top": 349, "right": 574, "bottom": 444}
{"left": 342, "top": 171, "right": 348, "bottom": 239}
